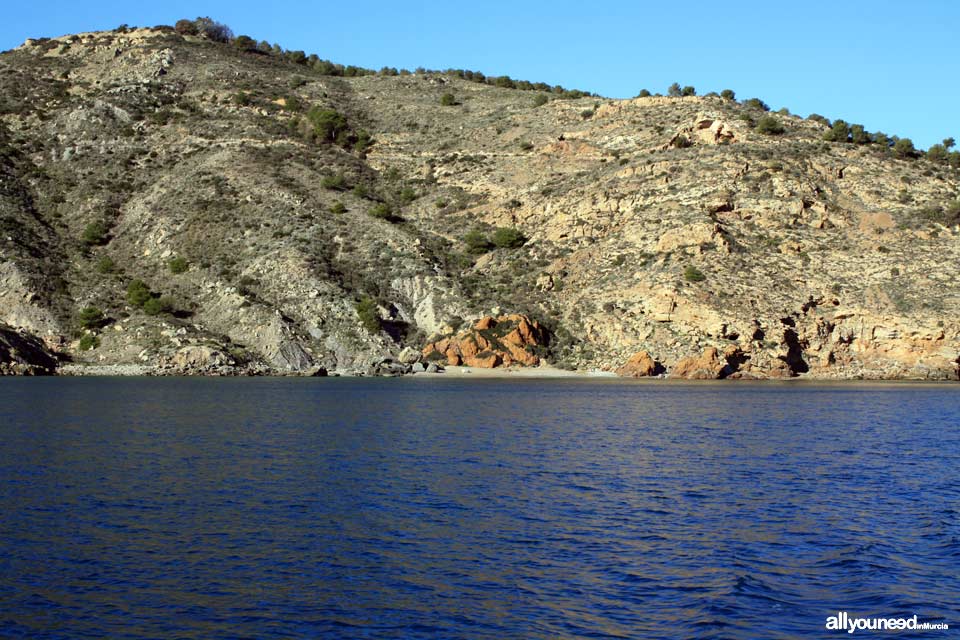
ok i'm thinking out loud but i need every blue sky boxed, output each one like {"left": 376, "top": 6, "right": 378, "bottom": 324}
{"left": 3, "top": 1, "right": 957, "bottom": 150}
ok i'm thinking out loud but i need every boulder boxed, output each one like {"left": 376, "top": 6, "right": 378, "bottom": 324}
{"left": 671, "top": 347, "right": 726, "bottom": 379}
{"left": 616, "top": 350, "right": 660, "bottom": 377}
{"left": 170, "top": 345, "right": 229, "bottom": 370}
{"left": 464, "top": 353, "right": 502, "bottom": 368}
{"left": 397, "top": 346, "right": 421, "bottom": 364}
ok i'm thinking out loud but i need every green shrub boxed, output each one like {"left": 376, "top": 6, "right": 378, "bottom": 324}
{"left": 926, "top": 144, "right": 949, "bottom": 162}
{"left": 637, "top": 89, "right": 651, "bottom": 97}
{"left": 681, "top": 85, "right": 696, "bottom": 97}
{"left": 398, "top": 186, "right": 417, "bottom": 204}
{"left": 353, "top": 129, "right": 373, "bottom": 152}
{"left": 824, "top": 120, "right": 851, "bottom": 142}
{"left": 306, "top": 107, "right": 348, "bottom": 143}
{"left": 434, "top": 198, "right": 449, "bottom": 209}
{"left": 168, "top": 256, "right": 189, "bottom": 274}
{"left": 893, "top": 138, "right": 917, "bottom": 158}
{"left": 95, "top": 256, "right": 116, "bottom": 274}
{"left": 126, "top": 279, "right": 152, "bottom": 307}
{"left": 232, "top": 91, "right": 251, "bottom": 106}
{"left": 580, "top": 108, "right": 595, "bottom": 119}
{"left": 532, "top": 94, "right": 549, "bottom": 107}
{"left": 667, "top": 82, "right": 682, "bottom": 97}
{"left": 355, "top": 296, "right": 381, "bottom": 333}
{"left": 82, "top": 221, "right": 109, "bottom": 246}
{"left": 492, "top": 227, "right": 527, "bottom": 249}
{"left": 519, "top": 141, "right": 534, "bottom": 151}
{"left": 683, "top": 265, "right": 706, "bottom": 282}
{"left": 439, "top": 93, "right": 456, "bottom": 106}
{"left": 329, "top": 201, "right": 346, "bottom": 214}
{"left": 78, "top": 306, "right": 105, "bottom": 330}
{"left": 720, "top": 89, "right": 735, "bottom": 100}
{"left": 743, "top": 98, "right": 770, "bottom": 111}
{"left": 755, "top": 116, "right": 785, "bottom": 135}
{"left": 321, "top": 173, "right": 347, "bottom": 190}
{"left": 464, "top": 229, "right": 492, "bottom": 254}
{"left": 142, "top": 296, "right": 174, "bottom": 316}
{"left": 78, "top": 334, "right": 100, "bottom": 351}
{"left": 368, "top": 203, "right": 393, "bottom": 220}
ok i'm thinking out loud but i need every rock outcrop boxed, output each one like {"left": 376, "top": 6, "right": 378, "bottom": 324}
{"left": 422, "top": 314, "right": 548, "bottom": 368}
{"left": 616, "top": 350, "right": 662, "bottom": 377}
{"left": 0, "top": 325, "right": 59, "bottom": 375}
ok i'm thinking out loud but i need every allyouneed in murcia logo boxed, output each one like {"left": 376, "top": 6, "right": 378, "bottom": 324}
{"left": 826, "top": 612, "right": 949, "bottom": 633}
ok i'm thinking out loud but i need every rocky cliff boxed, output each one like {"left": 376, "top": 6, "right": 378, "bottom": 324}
{"left": 0, "top": 25, "right": 957, "bottom": 379}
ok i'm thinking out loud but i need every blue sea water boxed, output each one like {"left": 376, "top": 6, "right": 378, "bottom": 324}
{"left": 0, "top": 377, "right": 958, "bottom": 639}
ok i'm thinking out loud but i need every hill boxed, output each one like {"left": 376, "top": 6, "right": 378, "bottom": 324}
{"left": 0, "top": 24, "right": 958, "bottom": 379}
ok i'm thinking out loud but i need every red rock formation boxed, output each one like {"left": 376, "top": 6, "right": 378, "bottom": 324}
{"left": 616, "top": 350, "right": 659, "bottom": 377}
{"left": 422, "top": 314, "right": 547, "bottom": 368}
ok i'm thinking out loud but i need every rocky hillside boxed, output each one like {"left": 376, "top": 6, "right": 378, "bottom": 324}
{"left": 1, "top": 25, "right": 958, "bottom": 379}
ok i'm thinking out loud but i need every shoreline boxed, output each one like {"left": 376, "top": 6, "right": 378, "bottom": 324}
{"left": 29, "top": 362, "right": 960, "bottom": 383}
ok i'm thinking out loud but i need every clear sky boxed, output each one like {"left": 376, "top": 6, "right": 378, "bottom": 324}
{"left": 3, "top": 0, "right": 957, "bottom": 150}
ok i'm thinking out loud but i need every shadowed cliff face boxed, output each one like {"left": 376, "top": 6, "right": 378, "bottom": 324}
{"left": 0, "top": 27, "right": 957, "bottom": 378}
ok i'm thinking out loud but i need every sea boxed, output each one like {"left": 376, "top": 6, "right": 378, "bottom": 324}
{"left": 1, "top": 377, "right": 957, "bottom": 638}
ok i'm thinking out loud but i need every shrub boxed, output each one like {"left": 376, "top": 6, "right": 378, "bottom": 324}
{"left": 743, "top": 98, "right": 770, "bottom": 111}
{"left": 893, "top": 138, "right": 917, "bottom": 158}
{"left": 807, "top": 113, "right": 830, "bottom": 126}
{"left": 492, "top": 227, "right": 527, "bottom": 249}
{"left": 532, "top": 94, "right": 549, "bottom": 107}
{"left": 126, "top": 279, "right": 152, "bottom": 307}
{"left": 232, "top": 91, "right": 251, "bottom": 106}
{"left": 755, "top": 116, "right": 785, "bottom": 135}
{"left": 667, "top": 82, "right": 682, "bottom": 97}
{"left": 926, "top": 144, "right": 949, "bottom": 163}
{"left": 355, "top": 296, "right": 381, "bottom": 333}
{"left": 850, "top": 124, "right": 871, "bottom": 145}
{"left": 368, "top": 203, "right": 393, "bottom": 220}
{"left": 683, "top": 265, "right": 706, "bottom": 282}
{"left": 580, "top": 108, "right": 595, "bottom": 119}
{"left": 143, "top": 296, "right": 174, "bottom": 316}
{"left": 353, "top": 129, "right": 372, "bottom": 152}
{"left": 329, "top": 201, "right": 346, "bottom": 214}
{"left": 192, "top": 17, "right": 233, "bottom": 43}
{"left": 681, "top": 85, "right": 696, "bottom": 97}
{"left": 464, "top": 229, "right": 493, "bottom": 254}
{"left": 519, "top": 141, "right": 534, "bottom": 151}
{"left": 398, "top": 186, "right": 417, "bottom": 204}
{"left": 306, "top": 107, "right": 348, "bottom": 143}
{"left": 174, "top": 19, "right": 198, "bottom": 35}
{"left": 95, "top": 256, "right": 116, "bottom": 274}
{"left": 82, "top": 221, "right": 109, "bottom": 246}
{"left": 321, "top": 173, "right": 347, "bottom": 190}
{"left": 720, "top": 89, "right": 736, "bottom": 100}
{"left": 78, "top": 306, "right": 106, "bottom": 330}
{"left": 78, "top": 334, "right": 100, "bottom": 351}
{"left": 824, "top": 120, "right": 851, "bottom": 143}
{"left": 439, "top": 93, "right": 456, "bottom": 106}
{"left": 232, "top": 35, "right": 255, "bottom": 51}
{"left": 168, "top": 256, "right": 189, "bottom": 274}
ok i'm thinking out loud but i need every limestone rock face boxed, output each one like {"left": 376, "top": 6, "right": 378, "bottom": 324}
{"left": 0, "top": 325, "right": 59, "bottom": 375}
{"left": 422, "top": 314, "right": 547, "bottom": 368}
{"left": 167, "top": 345, "right": 230, "bottom": 373}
